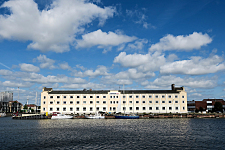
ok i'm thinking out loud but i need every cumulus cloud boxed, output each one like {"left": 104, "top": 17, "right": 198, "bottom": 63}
{"left": 160, "top": 55, "right": 225, "bottom": 75}
{"left": 61, "top": 82, "right": 105, "bottom": 89}
{"left": 19, "top": 63, "right": 40, "bottom": 72}
{"left": 115, "top": 69, "right": 155, "bottom": 80}
{"left": 76, "top": 29, "right": 137, "bottom": 48}
{"left": 73, "top": 65, "right": 110, "bottom": 78}
{"left": 127, "top": 39, "right": 148, "bottom": 50}
{"left": 1, "top": 81, "right": 33, "bottom": 88}
{"left": 114, "top": 51, "right": 166, "bottom": 72}
{"left": 34, "top": 55, "right": 56, "bottom": 69}
{"left": 149, "top": 32, "right": 212, "bottom": 51}
{"left": 59, "top": 62, "right": 71, "bottom": 70}
{"left": 0, "top": 0, "right": 115, "bottom": 52}
{"left": 145, "top": 75, "right": 217, "bottom": 89}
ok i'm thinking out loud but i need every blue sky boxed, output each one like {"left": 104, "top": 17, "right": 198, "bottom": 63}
{"left": 0, "top": 0, "right": 225, "bottom": 104}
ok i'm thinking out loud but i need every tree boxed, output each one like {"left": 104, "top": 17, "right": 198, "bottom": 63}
{"left": 199, "top": 107, "right": 204, "bottom": 112}
{"left": 214, "top": 102, "right": 223, "bottom": 112}
{"left": 23, "top": 104, "right": 28, "bottom": 109}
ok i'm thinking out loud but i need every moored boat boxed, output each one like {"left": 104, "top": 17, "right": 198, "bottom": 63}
{"left": 51, "top": 112, "right": 73, "bottom": 119}
{"left": 0, "top": 112, "right": 6, "bottom": 117}
{"left": 115, "top": 114, "right": 139, "bottom": 119}
{"left": 85, "top": 112, "right": 105, "bottom": 119}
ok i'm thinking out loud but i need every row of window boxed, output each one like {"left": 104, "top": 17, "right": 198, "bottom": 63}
{"left": 44, "top": 100, "right": 185, "bottom": 105}
{"left": 45, "top": 95, "right": 185, "bottom": 99}
{"left": 44, "top": 106, "right": 185, "bottom": 112}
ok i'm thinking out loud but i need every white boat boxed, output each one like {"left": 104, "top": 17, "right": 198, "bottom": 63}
{"left": 0, "top": 112, "right": 6, "bottom": 117}
{"left": 51, "top": 112, "right": 73, "bottom": 119}
{"left": 85, "top": 112, "right": 105, "bottom": 119}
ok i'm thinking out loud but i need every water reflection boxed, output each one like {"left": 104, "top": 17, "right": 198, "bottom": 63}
{"left": 0, "top": 117, "right": 225, "bottom": 149}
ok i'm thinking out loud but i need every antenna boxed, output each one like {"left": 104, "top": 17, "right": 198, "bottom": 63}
{"left": 18, "top": 87, "right": 19, "bottom": 101}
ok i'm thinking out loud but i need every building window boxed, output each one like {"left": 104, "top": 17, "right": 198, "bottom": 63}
{"left": 113, "top": 107, "right": 116, "bottom": 111}
{"left": 103, "top": 107, "right": 106, "bottom": 111}
{"left": 155, "top": 101, "right": 158, "bottom": 103}
{"left": 169, "top": 101, "right": 172, "bottom": 103}
{"left": 90, "top": 96, "right": 93, "bottom": 98}
{"left": 129, "top": 95, "right": 132, "bottom": 98}
{"left": 142, "top": 101, "right": 145, "bottom": 104}
{"left": 50, "top": 101, "right": 53, "bottom": 104}
{"left": 110, "top": 107, "right": 112, "bottom": 111}
{"left": 175, "top": 95, "right": 178, "bottom": 98}
{"left": 182, "top": 96, "right": 185, "bottom": 98}
{"left": 103, "top": 101, "right": 106, "bottom": 104}
{"left": 96, "top": 107, "right": 99, "bottom": 111}
{"left": 77, "top": 96, "right": 80, "bottom": 98}
{"left": 156, "top": 107, "right": 159, "bottom": 110}
{"left": 63, "top": 96, "right": 66, "bottom": 99}
{"left": 149, "top": 101, "right": 152, "bottom": 103}
{"left": 175, "top": 107, "right": 178, "bottom": 110}
{"left": 83, "top": 96, "right": 86, "bottom": 98}
{"left": 116, "top": 96, "right": 118, "bottom": 98}
{"left": 136, "top": 107, "right": 139, "bottom": 110}
{"left": 70, "top": 96, "right": 73, "bottom": 98}
{"left": 169, "top": 107, "right": 172, "bottom": 110}
{"left": 142, "top": 95, "right": 145, "bottom": 98}
{"left": 90, "top": 107, "right": 93, "bottom": 111}
{"left": 129, "top": 101, "right": 132, "bottom": 103}
{"left": 149, "top": 107, "right": 152, "bottom": 110}
{"left": 57, "top": 107, "right": 59, "bottom": 111}
{"left": 70, "top": 101, "right": 73, "bottom": 104}
{"left": 129, "top": 107, "right": 132, "bottom": 110}
{"left": 116, "top": 101, "right": 118, "bottom": 104}
{"left": 63, "top": 107, "right": 66, "bottom": 111}
{"left": 155, "top": 95, "right": 158, "bottom": 98}
{"left": 110, "top": 101, "right": 112, "bottom": 104}
{"left": 136, "top": 95, "right": 139, "bottom": 98}
{"left": 143, "top": 107, "right": 146, "bottom": 111}
{"left": 50, "top": 96, "right": 53, "bottom": 99}
{"left": 63, "top": 101, "right": 66, "bottom": 104}
{"left": 182, "top": 101, "right": 185, "bottom": 103}
{"left": 113, "top": 101, "right": 115, "bottom": 104}
{"left": 76, "top": 107, "right": 79, "bottom": 111}
{"left": 50, "top": 107, "right": 53, "bottom": 111}
{"left": 90, "top": 101, "right": 93, "bottom": 104}
{"left": 123, "top": 96, "right": 126, "bottom": 98}
{"left": 70, "top": 107, "right": 73, "bottom": 111}
{"left": 183, "top": 107, "right": 185, "bottom": 110}
{"left": 103, "top": 96, "right": 106, "bottom": 98}
{"left": 149, "top": 95, "right": 152, "bottom": 98}
{"left": 175, "top": 101, "right": 178, "bottom": 103}
{"left": 57, "top": 96, "right": 60, "bottom": 98}
{"left": 83, "top": 107, "right": 86, "bottom": 111}
{"left": 56, "top": 101, "right": 59, "bottom": 104}
{"left": 77, "top": 101, "right": 80, "bottom": 104}
{"left": 96, "top": 101, "right": 99, "bottom": 104}
{"left": 96, "top": 96, "right": 100, "bottom": 98}
{"left": 123, "top": 101, "right": 126, "bottom": 104}
{"left": 43, "top": 101, "right": 46, "bottom": 104}
{"left": 43, "top": 108, "right": 45, "bottom": 111}
{"left": 123, "top": 107, "right": 126, "bottom": 111}
{"left": 162, "top": 95, "right": 165, "bottom": 98}
{"left": 162, "top": 101, "right": 165, "bottom": 103}
{"left": 162, "top": 107, "right": 165, "bottom": 110}
{"left": 83, "top": 101, "right": 86, "bottom": 104}
{"left": 136, "top": 101, "right": 139, "bottom": 103}
{"left": 168, "top": 95, "right": 171, "bottom": 98}
{"left": 43, "top": 96, "right": 46, "bottom": 99}
{"left": 110, "top": 96, "right": 112, "bottom": 98}
{"left": 113, "top": 96, "right": 115, "bottom": 99}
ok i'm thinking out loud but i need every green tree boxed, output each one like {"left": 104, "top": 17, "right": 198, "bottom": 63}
{"left": 214, "top": 102, "right": 223, "bottom": 112}
{"left": 199, "top": 107, "right": 204, "bottom": 112}
{"left": 23, "top": 105, "right": 28, "bottom": 109}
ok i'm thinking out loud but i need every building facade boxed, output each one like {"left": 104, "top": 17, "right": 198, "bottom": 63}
{"left": 188, "top": 99, "right": 225, "bottom": 112}
{"left": 0, "top": 91, "right": 13, "bottom": 112}
{"left": 41, "top": 84, "right": 187, "bottom": 114}
{"left": 8, "top": 101, "right": 23, "bottom": 113}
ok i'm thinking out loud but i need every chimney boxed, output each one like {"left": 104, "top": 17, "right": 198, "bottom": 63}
{"left": 171, "top": 84, "right": 175, "bottom": 91}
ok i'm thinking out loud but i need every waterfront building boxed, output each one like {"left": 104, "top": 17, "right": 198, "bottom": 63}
{"left": 41, "top": 84, "right": 187, "bottom": 114}
{"left": 187, "top": 99, "right": 225, "bottom": 112}
{"left": 8, "top": 101, "right": 23, "bottom": 113}
{"left": 0, "top": 91, "right": 13, "bottom": 112}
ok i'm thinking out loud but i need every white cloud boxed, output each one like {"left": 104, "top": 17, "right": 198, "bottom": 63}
{"left": 145, "top": 75, "right": 217, "bottom": 89}
{"left": 160, "top": 55, "right": 225, "bottom": 75}
{"left": 149, "top": 32, "right": 212, "bottom": 51}
{"left": 76, "top": 29, "right": 137, "bottom": 48}
{"left": 61, "top": 82, "right": 105, "bottom": 89}
{"left": 34, "top": 55, "right": 56, "bottom": 69}
{"left": 0, "top": 0, "right": 115, "bottom": 52}
{"left": 59, "top": 62, "right": 71, "bottom": 70}
{"left": 73, "top": 65, "right": 110, "bottom": 78}
{"left": 19, "top": 63, "right": 40, "bottom": 72}
{"left": 1, "top": 81, "right": 33, "bottom": 88}
{"left": 114, "top": 51, "right": 166, "bottom": 72}
{"left": 127, "top": 39, "right": 148, "bottom": 50}
{"left": 115, "top": 69, "right": 155, "bottom": 80}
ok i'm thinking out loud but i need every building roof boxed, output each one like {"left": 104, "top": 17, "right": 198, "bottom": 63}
{"left": 48, "top": 89, "right": 179, "bottom": 95}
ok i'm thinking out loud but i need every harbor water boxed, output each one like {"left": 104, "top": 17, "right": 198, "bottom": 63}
{"left": 0, "top": 117, "right": 225, "bottom": 149}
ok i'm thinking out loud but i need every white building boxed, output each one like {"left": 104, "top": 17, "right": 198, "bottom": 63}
{"left": 41, "top": 84, "right": 187, "bottom": 114}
